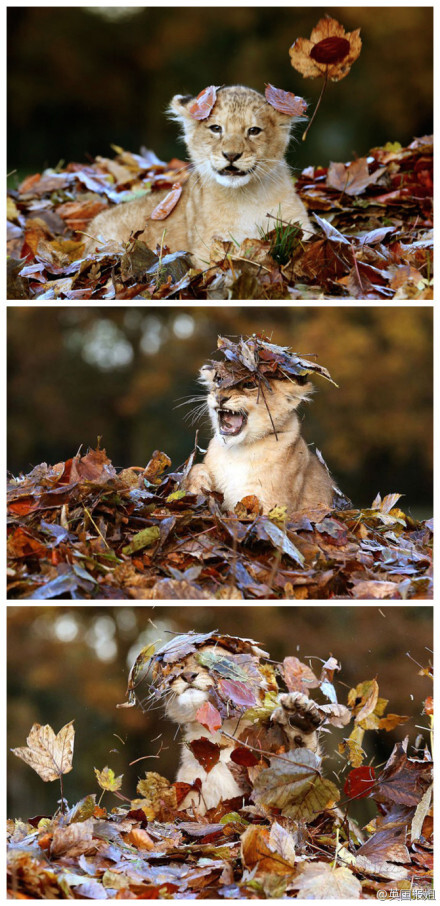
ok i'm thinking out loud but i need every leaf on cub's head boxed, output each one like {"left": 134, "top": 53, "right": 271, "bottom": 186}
{"left": 188, "top": 85, "right": 218, "bottom": 120}
{"left": 11, "top": 721, "right": 75, "bottom": 782}
{"left": 208, "top": 334, "right": 336, "bottom": 390}
{"left": 265, "top": 84, "right": 307, "bottom": 117}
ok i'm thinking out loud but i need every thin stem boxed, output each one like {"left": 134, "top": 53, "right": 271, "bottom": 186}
{"left": 302, "top": 70, "right": 329, "bottom": 142}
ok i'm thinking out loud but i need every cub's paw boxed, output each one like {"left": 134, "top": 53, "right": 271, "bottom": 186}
{"left": 271, "top": 692, "right": 323, "bottom": 751}
{"left": 184, "top": 464, "right": 212, "bottom": 496}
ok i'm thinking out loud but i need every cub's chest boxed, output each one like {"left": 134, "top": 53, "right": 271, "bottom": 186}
{"left": 207, "top": 442, "right": 269, "bottom": 506}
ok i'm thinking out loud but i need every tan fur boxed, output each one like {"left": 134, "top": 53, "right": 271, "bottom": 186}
{"left": 185, "top": 368, "right": 333, "bottom": 515}
{"left": 86, "top": 85, "right": 311, "bottom": 268}
{"left": 164, "top": 646, "right": 322, "bottom": 814}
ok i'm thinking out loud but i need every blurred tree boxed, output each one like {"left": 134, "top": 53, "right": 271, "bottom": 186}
{"left": 7, "top": 605, "right": 432, "bottom": 822}
{"left": 7, "top": 306, "right": 433, "bottom": 515}
{"left": 7, "top": 6, "right": 432, "bottom": 180}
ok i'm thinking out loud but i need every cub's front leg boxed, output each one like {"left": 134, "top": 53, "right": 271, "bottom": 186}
{"left": 184, "top": 463, "right": 213, "bottom": 496}
{"left": 271, "top": 691, "right": 324, "bottom": 755}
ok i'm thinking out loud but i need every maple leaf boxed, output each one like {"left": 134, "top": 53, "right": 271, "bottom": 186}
{"left": 11, "top": 721, "right": 74, "bottom": 782}
{"left": 293, "top": 862, "right": 362, "bottom": 899}
{"left": 281, "top": 655, "right": 320, "bottom": 694}
{"left": 289, "top": 16, "right": 362, "bottom": 82}
{"left": 94, "top": 765, "right": 123, "bottom": 792}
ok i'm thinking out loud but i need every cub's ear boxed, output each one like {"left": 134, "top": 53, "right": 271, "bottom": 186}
{"left": 199, "top": 365, "right": 217, "bottom": 387}
{"left": 168, "top": 94, "right": 195, "bottom": 124}
{"left": 279, "top": 378, "right": 314, "bottom": 407}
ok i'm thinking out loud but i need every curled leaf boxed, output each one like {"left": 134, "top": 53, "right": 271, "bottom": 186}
{"left": 264, "top": 84, "right": 307, "bottom": 117}
{"left": 188, "top": 85, "right": 218, "bottom": 120}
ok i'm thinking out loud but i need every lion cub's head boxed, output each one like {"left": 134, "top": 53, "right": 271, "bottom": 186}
{"left": 169, "top": 85, "right": 295, "bottom": 189}
{"left": 200, "top": 365, "right": 312, "bottom": 447}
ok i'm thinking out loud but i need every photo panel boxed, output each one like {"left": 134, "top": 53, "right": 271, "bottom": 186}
{"left": 7, "top": 305, "right": 433, "bottom": 601}
{"left": 7, "top": 603, "right": 433, "bottom": 897}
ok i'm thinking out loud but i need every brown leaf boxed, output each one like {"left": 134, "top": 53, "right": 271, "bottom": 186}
{"left": 293, "top": 862, "right": 362, "bottom": 898}
{"left": 264, "top": 84, "right": 307, "bottom": 117}
{"left": 374, "top": 739, "right": 432, "bottom": 807}
{"left": 11, "top": 721, "right": 75, "bottom": 781}
{"left": 241, "top": 824, "right": 296, "bottom": 876}
{"left": 281, "top": 656, "right": 320, "bottom": 694}
{"left": 326, "top": 159, "right": 387, "bottom": 196}
{"left": 189, "top": 738, "right": 221, "bottom": 773}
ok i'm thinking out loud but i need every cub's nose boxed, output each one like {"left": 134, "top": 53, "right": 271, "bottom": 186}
{"left": 181, "top": 671, "right": 198, "bottom": 683}
{"left": 222, "top": 151, "right": 242, "bottom": 163}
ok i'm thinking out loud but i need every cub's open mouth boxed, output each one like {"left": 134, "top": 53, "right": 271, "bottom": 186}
{"left": 218, "top": 408, "right": 247, "bottom": 436}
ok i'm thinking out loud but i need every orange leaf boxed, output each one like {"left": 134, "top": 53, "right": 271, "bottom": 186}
{"left": 150, "top": 184, "right": 183, "bottom": 221}
{"left": 195, "top": 701, "right": 222, "bottom": 734}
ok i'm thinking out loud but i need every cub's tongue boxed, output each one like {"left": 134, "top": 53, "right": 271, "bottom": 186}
{"left": 219, "top": 411, "right": 244, "bottom": 436}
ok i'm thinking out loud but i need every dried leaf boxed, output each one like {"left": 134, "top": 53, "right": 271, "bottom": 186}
{"left": 11, "top": 721, "right": 75, "bottom": 781}
{"left": 195, "top": 701, "right": 222, "bottom": 734}
{"left": 150, "top": 184, "right": 183, "bottom": 221}
{"left": 94, "top": 765, "right": 123, "bottom": 792}
{"left": 294, "top": 861, "right": 362, "bottom": 898}
{"left": 290, "top": 17, "right": 362, "bottom": 82}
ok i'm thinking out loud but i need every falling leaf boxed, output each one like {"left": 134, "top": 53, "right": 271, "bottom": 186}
{"left": 150, "top": 183, "right": 183, "bottom": 221}
{"left": 281, "top": 656, "right": 320, "bottom": 694}
{"left": 344, "top": 765, "right": 376, "bottom": 799}
{"left": 189, "top": 738, "right": 221, "bottom": 773}
{"left": 188, "top": 85, "right": 218, "bottom": 120}
{"left": 11, "top": 721, "right": 74, "bottom": 781}
{"left": 195, "top": 701, "right": 222, "bottom": 734}
{"left": 289, "top": 17, "right": 362, "bottom": 82}
{"left": 264, "top": 84, "right": 307, "bottom": 117}
{"left": 94, "top": 765, "right": 123, "bottom": 792}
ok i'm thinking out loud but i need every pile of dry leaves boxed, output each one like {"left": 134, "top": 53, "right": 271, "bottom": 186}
{"left": 8, "top": 632, "right": 433, "bottom": 898}
{"left": 7, "top": 442, "right": 432, "bottom": 600}
{"left": 7, "top": 135, "right": 432, "bottom": 301}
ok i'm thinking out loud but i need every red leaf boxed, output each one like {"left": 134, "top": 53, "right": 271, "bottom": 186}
{"left": 150, "top": 183, "right": 183, "bottom": 221}
{"left": 195, "top": 701, "right": 222, "bottom": 734}
{"left": 188, "top": 85, "right": 218, "bottom": 120}
{"left": 189, "top": 738, "right": 220, "bottom": 773}
{"left": 265, "top": 84, "right": 307, "bottom": 117}
{"left": 344, "top": 765, "right": 376, "bottom": 799}
{"left": 230, "top": 746, "right": 259, "bottom": 767}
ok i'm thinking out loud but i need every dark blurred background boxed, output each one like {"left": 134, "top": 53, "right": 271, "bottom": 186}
{"left": 7, "top": 605, "right": 432, "bottom": 824}
{"left": 7, "top": 306, "right": 433, "bottom": 516}
{"left": 7, "top": 6, "right": 433, "bottom": 183}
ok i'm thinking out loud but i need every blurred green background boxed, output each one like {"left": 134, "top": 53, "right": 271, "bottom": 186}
{"left": 7, "top": 605, "right": 432, "bottom": 823}
{"left": 7, "top": 6, "right": 433, "bottom": 182}
{"left": 7, "top": 306, "right": 433, "bottom": 515}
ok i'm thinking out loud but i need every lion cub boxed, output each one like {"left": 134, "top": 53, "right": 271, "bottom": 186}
{"left": 86, "top": 85, "right": 311, "bottom": 268}
{"left": 163, "top": 643, "right": 323, "bottom": 814}
{"left": 185, "top": 366, "right": 334, "bottom": 515}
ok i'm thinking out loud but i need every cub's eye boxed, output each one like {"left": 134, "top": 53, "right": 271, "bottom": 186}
{"left": 209, "top": 124, "right": 222, "bottom": 133}
{"left": 248, "top": 126, "right": 262, "bottom": 136}
{"left": 242, "top": 381, "right": 256, "bottom": 390}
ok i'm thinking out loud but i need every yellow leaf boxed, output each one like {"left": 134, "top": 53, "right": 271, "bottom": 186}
{"left": 94, "top": 765, "right": 123, "bottom": 792}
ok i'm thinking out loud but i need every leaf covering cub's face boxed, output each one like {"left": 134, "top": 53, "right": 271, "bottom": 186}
{"left": 200, "top": 366, "right": 312, "bottom": 447}
{"left": 170, "top": 85, "right": 294, "bottom": 189}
